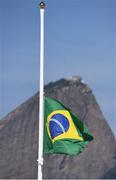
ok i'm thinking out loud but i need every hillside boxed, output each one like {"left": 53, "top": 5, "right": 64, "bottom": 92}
{"left": 0, "top": 76, "right": 116, "bottom": 179}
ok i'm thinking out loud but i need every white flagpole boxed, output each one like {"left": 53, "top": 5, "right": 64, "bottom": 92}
{"left": 38, "top": 1, "right": 45, "bottom": 180}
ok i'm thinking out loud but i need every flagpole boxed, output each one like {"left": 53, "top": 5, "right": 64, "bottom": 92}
{"left": 38, "top": 1, "right": 45, "bottom": 180}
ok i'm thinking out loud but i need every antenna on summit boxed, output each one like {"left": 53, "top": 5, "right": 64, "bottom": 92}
{"left": 38, "top": 1, "right": 45, "bottom": 180}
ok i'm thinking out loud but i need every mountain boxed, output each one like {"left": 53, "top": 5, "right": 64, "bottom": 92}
{"left": 0, "top": 76, "right": 116, "bottom": 179}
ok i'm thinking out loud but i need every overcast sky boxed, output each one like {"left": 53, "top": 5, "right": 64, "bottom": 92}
{"left": 0, "top": 0, "right": 116, "bottom": 135}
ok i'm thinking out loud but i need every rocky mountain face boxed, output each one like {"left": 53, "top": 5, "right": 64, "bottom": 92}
{"left": 0, "top": 76, "right": 116, "bottom": 179}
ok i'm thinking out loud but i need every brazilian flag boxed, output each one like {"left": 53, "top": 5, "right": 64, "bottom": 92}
{"left": 44, "top": 97, "right": 93, "bottom": 155}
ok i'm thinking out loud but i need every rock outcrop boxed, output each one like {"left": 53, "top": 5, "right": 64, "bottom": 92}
{"left": 0, "top": 76, "right": 116, "bottom": 179}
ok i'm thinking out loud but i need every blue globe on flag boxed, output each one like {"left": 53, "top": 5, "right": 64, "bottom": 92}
{"left": 49, "top": 113, "right": 70, "bottom": 139}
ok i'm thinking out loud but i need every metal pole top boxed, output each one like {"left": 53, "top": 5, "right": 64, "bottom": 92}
{"left": 39, "top": 1, "right": 45, "bottom": 9}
